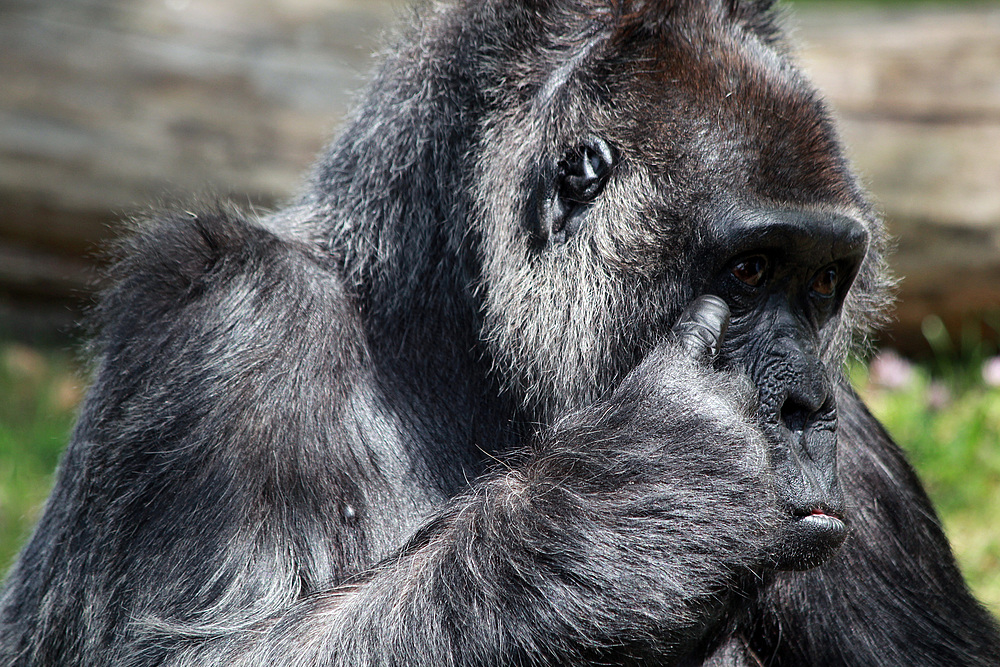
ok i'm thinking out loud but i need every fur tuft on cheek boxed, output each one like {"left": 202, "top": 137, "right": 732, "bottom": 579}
{"left": 480, "top": 234, "right": 636, "bottom": 419}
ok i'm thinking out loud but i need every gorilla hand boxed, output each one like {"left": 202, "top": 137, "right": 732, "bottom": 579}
{"left": 671, "top": 291, "right": 847, "bottom": 572}
{"left": 522, "top": 335, "right": 778, "bottom": 658}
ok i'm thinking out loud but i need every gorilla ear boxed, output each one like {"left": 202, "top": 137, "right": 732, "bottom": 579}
{"left": 535, "top": 137, "right": 615, "bottom": 246}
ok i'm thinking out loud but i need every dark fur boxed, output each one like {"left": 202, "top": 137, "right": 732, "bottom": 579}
{"left": 2, "top": 0, "right": 998, "bottom": 665}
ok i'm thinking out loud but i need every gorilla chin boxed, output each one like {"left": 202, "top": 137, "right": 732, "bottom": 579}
{"left": 774, "top": 513, "right": 848, "bottom": 572}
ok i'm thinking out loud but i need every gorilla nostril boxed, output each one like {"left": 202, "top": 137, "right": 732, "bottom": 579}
{"left": 780, "top": 400, "right": 812, "bottom": 432}
{"left": 778, "top": 384, "right": 833, "bottom": 431}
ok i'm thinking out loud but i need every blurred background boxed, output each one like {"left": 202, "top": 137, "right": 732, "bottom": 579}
{"left": 0, "top": 0, "right": 998, "bottom": 614}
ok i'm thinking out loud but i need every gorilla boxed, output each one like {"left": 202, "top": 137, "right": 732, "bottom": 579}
{"left": 2, "top": 0, "right": 998, "bottom": 664}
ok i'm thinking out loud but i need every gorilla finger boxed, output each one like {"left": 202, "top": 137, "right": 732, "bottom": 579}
{"left": 672, "top": 295, "right": 730, "bottom": 363}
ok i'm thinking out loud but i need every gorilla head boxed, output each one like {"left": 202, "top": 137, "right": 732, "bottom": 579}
{"left": 468, "top": 1, "right": 892, "bottom": 567}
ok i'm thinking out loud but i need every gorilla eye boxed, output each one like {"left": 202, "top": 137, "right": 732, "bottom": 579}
{"left": 811, "top": 265, "right": 839, "bottom": 298}
{"left": 730, "top": 255, "right": 768, "bottom": 288}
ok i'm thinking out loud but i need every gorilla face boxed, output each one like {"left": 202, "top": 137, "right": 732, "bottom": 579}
{"left": 475, "top": 3, "right": 889, "bottom": 569}
{"left": 703, "top": 208, "right": 869, "bottom": 569}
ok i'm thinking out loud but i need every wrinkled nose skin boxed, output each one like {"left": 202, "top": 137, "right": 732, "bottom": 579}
{"left": 750, "top": 337, "right": 847, "bottom": 570}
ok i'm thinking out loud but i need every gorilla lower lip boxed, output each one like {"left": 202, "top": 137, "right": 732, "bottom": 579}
{"left": 799, "top": 513, "right": 845, "bottom": 531}
{"left": 774, "top": 511, "right": 848, "bottom": 571}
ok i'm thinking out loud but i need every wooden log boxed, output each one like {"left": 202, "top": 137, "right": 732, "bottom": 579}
{"left": 0, "top": 2, "right": 998, "bottom": 353}
{"left": 0, "top": 0, "right": 400, "bottom": 308}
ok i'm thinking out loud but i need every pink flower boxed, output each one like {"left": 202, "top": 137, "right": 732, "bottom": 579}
{"left": 868, "top": 349, "right": 915, "bottom": 390}
{"left": 982, "top": 356, "right": 1000, "bottom": 388}
{"left": 926, "top": 382, "right": 951, "bottom": 411}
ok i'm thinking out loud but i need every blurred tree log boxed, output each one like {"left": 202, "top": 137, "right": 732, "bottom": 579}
{"left": 0, "top": 1, "right": 997, "bottom": 352}
{"left": 0, "top": 0, "right": 398, "bottom": 338}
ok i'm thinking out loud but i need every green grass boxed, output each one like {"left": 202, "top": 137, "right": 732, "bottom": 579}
{"left": 791, "top": 0, "right": 986, "bottom": 6}
{"left": 0, "top": 343, "right": 83, "bottom": 571}
{"left": 0, "top": 341, "right": 997, "bottom": 618}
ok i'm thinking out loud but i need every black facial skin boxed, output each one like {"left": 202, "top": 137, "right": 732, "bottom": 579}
{"left": 696, "top": 208, "right": 869, "bottom": 570}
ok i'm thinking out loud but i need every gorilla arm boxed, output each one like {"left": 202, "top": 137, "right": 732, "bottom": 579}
{"left": 220, "top": 371, "right": 776, "bottom": 667}
{"left": 752, "top": 384, "right": 1000, "bottom": 665}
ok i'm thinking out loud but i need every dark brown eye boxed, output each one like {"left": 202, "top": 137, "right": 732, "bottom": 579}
{"left": 731, "top": 255, "right": 768, "bottom": 287}
{"left": 811, "top": 265, "right": 838, "bottom": 297}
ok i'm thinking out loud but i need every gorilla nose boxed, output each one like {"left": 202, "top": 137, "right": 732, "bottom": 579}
{"left": 759, "top": 346, "right": 843, "bottom": 515}
{"left": 762, "top": 340, "right": 833, "bottom": 428}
